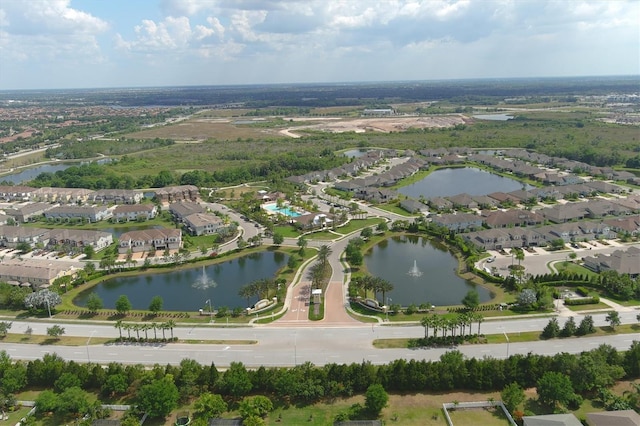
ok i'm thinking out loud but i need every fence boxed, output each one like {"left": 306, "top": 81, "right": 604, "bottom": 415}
{"left": 442, "top": 400, "right": 517, "bottom": 426}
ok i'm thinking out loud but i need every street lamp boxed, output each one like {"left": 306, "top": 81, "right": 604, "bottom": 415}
{"left": 386, "top": 297, "right": 392, "bottom": 322}
{"left": 86, "top": 330, "right": 96, "bottom": 364}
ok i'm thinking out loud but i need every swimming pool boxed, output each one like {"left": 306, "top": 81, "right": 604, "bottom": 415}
{"left": 263, "top": 203, "right": 302, "bottom": 217}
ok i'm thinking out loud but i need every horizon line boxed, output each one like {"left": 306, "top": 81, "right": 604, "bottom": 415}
{"left": 1, "top": 74, "right": 638, "bottom": 93}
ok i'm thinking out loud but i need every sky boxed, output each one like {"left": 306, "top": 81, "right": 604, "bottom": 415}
{"left": 0, "top": 0, "right": 638, "bottom": 90}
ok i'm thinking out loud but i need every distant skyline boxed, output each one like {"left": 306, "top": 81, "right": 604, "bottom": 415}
{"left": 0, "top": 0, "right": 638, "bottom": 90}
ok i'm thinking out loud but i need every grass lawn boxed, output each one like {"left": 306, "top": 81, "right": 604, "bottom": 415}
{"left": 334, "top": 218, "right": 385, "bottom": 235}
{"left": 447, "top": 405, "right": 513, "bottom": 426}
{"left": 373, "top": 323, "right": 640, "bottom": 349}
{"left": 375, "top": 203, "right": 414, "bottom": 216}
{"left": 565, "top": 302, "right": 610, "bottom": 311}
{"left": 553, "top": 261, "right": 599, "bottom": 279}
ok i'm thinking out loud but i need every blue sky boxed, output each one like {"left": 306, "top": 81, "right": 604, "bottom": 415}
{"left": 0, "top": 0, "right": 638, "bottom": 90}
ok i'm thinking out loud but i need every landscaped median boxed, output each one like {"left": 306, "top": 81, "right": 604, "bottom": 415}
{"left": 372, "top": 322, "right": 640, "bottom": 349}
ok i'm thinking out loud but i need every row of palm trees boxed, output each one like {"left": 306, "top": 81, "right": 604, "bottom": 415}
{"left": 419, "top": 312, "right": 485, "bottom": 341}
{"left": 349, "top": 275, "right": 394, "bottom": 303}
{"left": 114, "top": 319, "right": 177, "bottom": 341}
{"left": 238, "top": 278, "right": 286, "bottom": 308}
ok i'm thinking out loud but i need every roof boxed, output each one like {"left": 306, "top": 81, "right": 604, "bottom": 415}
{"left": 208, "top": 419, "right": 243, "bottom": 426}
{"left": 523, "top": 413, "right": 582, "bottom": 426}
{"left": 586, "top": 410, "right": 640, "bottom": 426}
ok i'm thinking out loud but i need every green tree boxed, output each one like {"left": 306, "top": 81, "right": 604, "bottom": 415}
{"left": 287, "top": 255, "right": 298, "bottom": 270}
{"left": 360, "top": 227, "right": 373, "bottom": 239}
{"left": 541, "top": 318, "right": 560, "bottom": 339}
{"left": 101, "top": 373, "right": 128, "bottom": 397}
{"left": 501, "top": 382, "right": 525, "bottom": 413}
{"left": 297, "top": 236, "right": 308, "bottom": 255}
{"left": 149, "top": 295, "right": 163, "bottom": 316}
{"left": 218, "top": 362, "right": 252, "bottom": 398}
{"left": 57, "top": 386, "right": 91, "bottom": 416}
{"left": 238, "top": 395, "right": 273, "bottom": 419}
{"left": 0, "top": 321, "right": 11, "bottom": 337}
{"left": 560, "top": 317, "right": 577, "bottom": 337}
{"left": 461, "top": 289, "right": 479, "bottom": 311}
{"left": 46, "top": 325, "right": 65, "bottom": 338}
{"left": 115, "top": 295, "right": 132, "bottom": 316}
{"left": 364, "top": 384, "right": 388, "bottom": 417}
{"left": 86, "top": 292, "right": 103, "bottom": 313}
{"left": 35, "top": 389, "right": 59, "bottom": 414}
{"left": 272, "top": 232, "right": 284, "bottom": 246}
{"left": 193, "top": 392, "right": 227, "bottom": 420}
{"left": 317, "top": 245, "right": 332, "bottom": 266}
{"left": 136, "top": 375, "right": 179, "bottom": 418}
{"left": 83, "top": 245, "right": 95, "bottom": 259}
{"left": 54, "top": 372, "right": 81, "bottom": 392}
{"left": 576, "top": 315, "right": 595, "bottom": 335}
{"left": 606, "top": 311, "right": 621, "bottom": 330}
{"left": 15, "top": 242, "right": 31, "bottom": 254}
{"left": 537, "top": 371, "right": 578, "bottom": 409}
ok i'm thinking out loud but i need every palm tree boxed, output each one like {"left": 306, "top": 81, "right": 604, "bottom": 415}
{"left": 475, "top": 313, "right": 485, "bottom": 336}
{"left": 123, "top": 323, "right": 132, "bottom": 339}
{"left": 142, "top": 323, "right": 150, "bottom": 340}
{"left": 166, "top": 320, "right": 177, "bottom": 340}
{"left": 115, "top": 320, "right": 123, "bottom": 340}
{"left": 133, "top": 323, "right": 141, "bottom": 340}
{"left": 317, "top": 245, "right": 332, "bottom": 266}
{"left": 238, "top": 285, "right": 254, "bottom": 308}
{"left": 376, "top": 278, "right": 394, "bottom": 305}
{"left": 151, "top": 322, "right": 158, "bottom": 340}
{"left": 420, "top": 315, "right": 435, "bottom": 339}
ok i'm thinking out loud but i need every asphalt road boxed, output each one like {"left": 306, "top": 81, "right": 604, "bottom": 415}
{"left": 4, "top": 310, "right": 639, "bottom": 367}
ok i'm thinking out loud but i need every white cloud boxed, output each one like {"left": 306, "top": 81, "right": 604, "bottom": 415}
{"left": 0, "top": 0, "right": 108, "bottom": 62}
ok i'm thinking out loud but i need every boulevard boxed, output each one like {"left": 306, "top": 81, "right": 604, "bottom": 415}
{"left": 3, "top": 311, "right": 639, "bottom": 367}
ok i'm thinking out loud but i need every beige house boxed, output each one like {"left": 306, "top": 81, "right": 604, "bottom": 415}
{"left": 113, "top": 204, "right": 157, "bottom": 222}
{"left": 118, "top": 228, "right": 182, "bottom": 254}
{"left": 0, "top": 258, "right": 78, "bottom": 288}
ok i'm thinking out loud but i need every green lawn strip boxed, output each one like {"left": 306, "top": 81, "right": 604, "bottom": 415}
{"left": 375, "top": 203, "right": 414, "bottom": 216}
{"left": 447, "top": 406, "right": 513, "bottom": 426}
{"left": 272, "top": 225, "right": 302, "bottom": 238}
{"left": 372, "top": 323, "right": 640, "bottom": 349}
{"left": 306, "top": 231, "right": 337, "bottom": 240}
{"left": 565, "top": 302, "right": 610, "bottom": 311}
{"left": 0, "top": 334, "right": 255, "bottom": 346}
{"left": 334, "top": 218, "right": 385, "bottom": 235}
{"left": 554, "top": 262, "right": 599, "bottom": 279}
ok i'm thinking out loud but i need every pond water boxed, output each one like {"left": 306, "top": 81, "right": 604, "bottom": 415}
{"left": 364, "top": 235, "right": 492, "bottom": 307}
{"left": 0, "top": 158, "right": 112, "bottom": 185}
{"left": 343, "top": 149, "right": 370, "bottom": 158}
{"left": 398, "top": 167, "right": 531, "bottom": 199}
{"left": 74, "top": 251, "right": 288, "bottom": 311}
{"left": 0, "top": 163, "right": 73, "bottom": 184}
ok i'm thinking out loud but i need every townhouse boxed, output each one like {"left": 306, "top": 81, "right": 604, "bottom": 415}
{"left": 118, "top": 228, "right": 182, "bottom": 254}
{"left": 113, "top": 204, "right": 157, "bottom": 222}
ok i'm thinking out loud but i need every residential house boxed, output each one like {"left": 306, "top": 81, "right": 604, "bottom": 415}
{"left": 113, "top": 204, "right": 157, "bottom": 222}
{"left": 44, "top": 205, "right": 111, "bottom": 223}
{"left": 447, "top": 193, "right": 478, "bottom": 210}
{"left": 463, "top": 229, "right": 515, "bottom": 250}
{"left": 0, "top": 185, "right": 36, "bottom": 201}
{"left": 427, "top": 197, "right": 453, "bottom": 211}
{"left": 399, "top": 199, "right": 428, "bottom": 214}
{"left": 31, "top": 187, "right": 94, "bottom": 204}
{"left": 0, "top": 258, "right": 78, "bottom": 289}
{"left": 471, "top": 195, "right": 499, "bottom": 209}
{"left": 92, "top": 189, "right": 144, "bottom": 204}
{"left": 584, "top": 180, "right": 625, "bottom": 194}
{"left": 47, "top": 229, "right": 113, "bottom": 251}
{"left": 586, "top": 409, "right": 640, "bottom": 426}
{"left": 0, "top": 225, "right": 50, "bottom": 248}
{"left": 153, "top": 185, "right": 200, "bottom": 203}
{"left": 583, "top": 246, "right": 640, "bottom": 277}
{"left": 431, "top": 213, "right": 483, "bottom": 232}
{"left": 4, "top": 202, "right": 56, "bottom": 223}
{"left": 169, "top": 201, "right": 206, "bottom": 222}
{"left": 604, "top": 215, "right": 640, "bottom": 236}
{"left": 118, "top": 228, "right": 182, "bottom": 254}
{"left": 183, "top": 213, "right": 228, "bottom": 236}
{"left": 483, "top": 209, "right": 544, "bottom": 228}
{"left": 355, "top": 187, "right": 397, "bottom": 203}
{"left": 487, "top": 191, "right": 521, "bottom": 206}
{"left": 540, "top": 203, "right": 588, "bottom": 223}
{"left": 522, "top": 413, "right": 582, "bottom": 426}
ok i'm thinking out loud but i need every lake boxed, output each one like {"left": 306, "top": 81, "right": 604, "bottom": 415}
{"left": 398, "top": 167, "right": 531, "bottom": 199}
{"left": 364, "top": 235, "right": 492, "bottom": 307}
{"left": 0, "top": 158, "right": 112, "bottom": 185}
{"left": 74, "top": 251, "right": 289, "bottom": 311}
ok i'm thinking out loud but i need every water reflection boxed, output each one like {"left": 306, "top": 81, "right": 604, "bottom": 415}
{"left": 365, "top": 236, "right": 492, "bottom": 306}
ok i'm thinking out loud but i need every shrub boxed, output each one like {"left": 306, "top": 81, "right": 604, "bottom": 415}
{"left": 564, "top": 296, "right": 599, "bottom": 306}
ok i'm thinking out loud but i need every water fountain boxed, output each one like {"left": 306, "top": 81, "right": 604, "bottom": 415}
{"left": 407, "top": 259, "right": 423, "bottom": 277}
{"left": 192, "top": 266, "right": 217, "bottom": 291}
